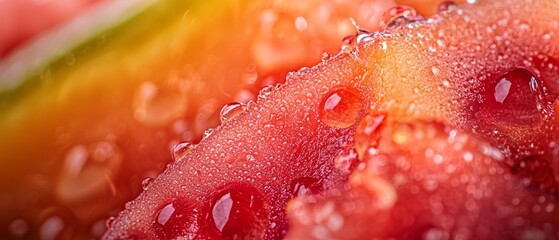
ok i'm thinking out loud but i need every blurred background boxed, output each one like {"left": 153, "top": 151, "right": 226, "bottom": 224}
{"left": 0, "top": 0, "right": 460, "bottom": 239}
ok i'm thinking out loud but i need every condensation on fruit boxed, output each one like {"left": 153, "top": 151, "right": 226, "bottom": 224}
{"left": 319, "top": 86, "right": 364, "bottom": 128}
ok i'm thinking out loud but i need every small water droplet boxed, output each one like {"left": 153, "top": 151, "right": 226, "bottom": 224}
{"left": 210, "top": 184, "right": 269, "bottom": 238}
{"left": 243, "top": 64, "right": 258, "bottom": 85}
{"left": 381, "top": 6, "right": 423, "bottom": 29}
{"left": 431, "top": 66, "right": 440, "bottom": 76}
{"left": 220, "top": 102, "right": 246, "bottom": 123}
{"left": 258, "top": 85, "right": 276, "bottom": 99}
{"left": 173, "top": 141, "right": 194, "bottom": 161}
{"left": 105, "top": 217, "right": 115, "bottom": 228}
{"left": 340, "top": 35, "right": 356, "bottom": 54}
{"left": 291, "top": 177, "right": 322, "bottom": 197}
{"left": 203, "top": 128, "right": 215, "bottom": 139}
{"left": 334, "top": 148, "right": 359, "bottom": 174}
{"left": 321, "top": 52, "right": 331, "bottom": 62}
{"left": 319, "top": 86, "right": 364, "bottom": 128}
{"left": 246, "top": 155, "right": 256, "bottom": 162}
{"left": 355, "top": 114, "right": 386, "bottom": 158}
{"left": 437, "top": 1, "right": 458, "bottom": 13}
{"left": 142, "top": 178, "right": 154, "bottom": 190}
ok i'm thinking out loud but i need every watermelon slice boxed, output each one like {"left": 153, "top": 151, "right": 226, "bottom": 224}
{"left": 105, "top": 0, "right": 559, "bottom": 239}
{"left": 0, "top": 0, "right": 394, "bottom": 238}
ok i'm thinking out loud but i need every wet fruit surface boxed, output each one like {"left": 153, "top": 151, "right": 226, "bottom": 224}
{"left": 288, "top": 120, "right": 559, "bottom": 239}
{"left": 0, "top": 0, "right": 396, "bottom": 238}
{"left": 105, "top": 0, "right": 559, "bottom": 239}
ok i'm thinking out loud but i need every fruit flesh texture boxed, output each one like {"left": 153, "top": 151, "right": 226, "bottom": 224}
{"left": 0, "top": 0, "right": 397, "bottom": 239}
{"left": 287, "top": 120, "right": 559, "bottom": 239}
{"left": 105, "top": 0, "right": 559, "bottom": 239}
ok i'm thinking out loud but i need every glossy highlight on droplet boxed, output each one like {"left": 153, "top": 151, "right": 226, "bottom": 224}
{"left": 319, "top": 86, "right": 364, "bottom": 128}
{"left": 291, "top": 177, "right": 323, "bottom": 198}
{"left": 154, "top": 199, "right": 199, "bottom": 239}
{"left": 209, "top": 183, "right": 269, "bottom": 239}
{"left": 220, "top": 102, "right": 246, "bottom": 123}
{"left": 173, "top": 141, "right": 194, "bottom": 161}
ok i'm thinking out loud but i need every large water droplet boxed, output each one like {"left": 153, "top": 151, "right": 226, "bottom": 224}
{"left": 154, "top": 199, "right": 199, "bottom": 239}
{"left": 319, "top": 86, "right": 364, "bottom": 128}
{"left": 210, "top": 184, "right": 269, "bottom": 239}
{"left": 474, "top": 67, "right": 547, "bottom": 128}
{"left": 220, "top": 102, "right": 246, "bottom": 123}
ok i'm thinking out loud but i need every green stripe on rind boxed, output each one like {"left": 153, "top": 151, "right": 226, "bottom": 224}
{"left": 0, "top": 0, "right": 195, "bottom": 111}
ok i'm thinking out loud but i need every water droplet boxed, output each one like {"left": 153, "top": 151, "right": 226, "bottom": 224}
{"left": 381, "top": 6, "right": 423, "bottom": 29}
{"left": 334, "top": 148, "right": 359, "bottom": 174}
{"left": 173, "top": 141, "right": 194, "bottom": 161}
{"left": 473, "top": 67, "right": 549, "bottom": 128}
{"left": 355, "top": 114, "right": 386, "bottom": 158}
{"left": 246, "top": 155, "right": 256, "bottom": 162}
{"left": 40, "top": 216, "right": 65, "bottom": 240}
{"left": 319, "top": 87, "right": 364, "bottom": 128}
{"left": 203, "top": 128, "right": 215, "bottom": 139}
{"left": 105, "top": 217, "right": 115, "bottom": 228}
{"left": 431, "top": 66, "right": 440, "bottom": 76}
{"left": 340, "top": 35, "right": 357, "bottom": 54}
{"left": 133, "top": 81, "right": 188, "bottom": 126}
{"left": 421, "top": 227, "right": 448, "bottom": 240}
{"left": 220, "top": 102, "right": 246, "bottom": 123}
{"left": 243, "top": 64, "right": 258, "bottom": 85}
{"left": 57, "top": 142, "right": 122, "bottom": 203}
{"left": 9, "top": 219, "right": 28, "bottom": 237}
{"left": 210, "top": 184, "right": 269, "bottom": 239}
{"left": 321, "top": 52, "right": 331, "bottom": 62}
{"left": 437, "top": 1, "right": 458, "bottom": 13}
{"left": 154, "top": 199, "right": 199, "bottom": 239}
{"left": 291, "top": 177, "right": 322, "bottom": 197}
{"left": 258, "top": 85, "right": 276, "bottom": 99}
{"left": 142, "top": 177, "right": 154, "bottom": 190}
{"left": 294, "top": 16, "right": 308, "bottom": 31}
